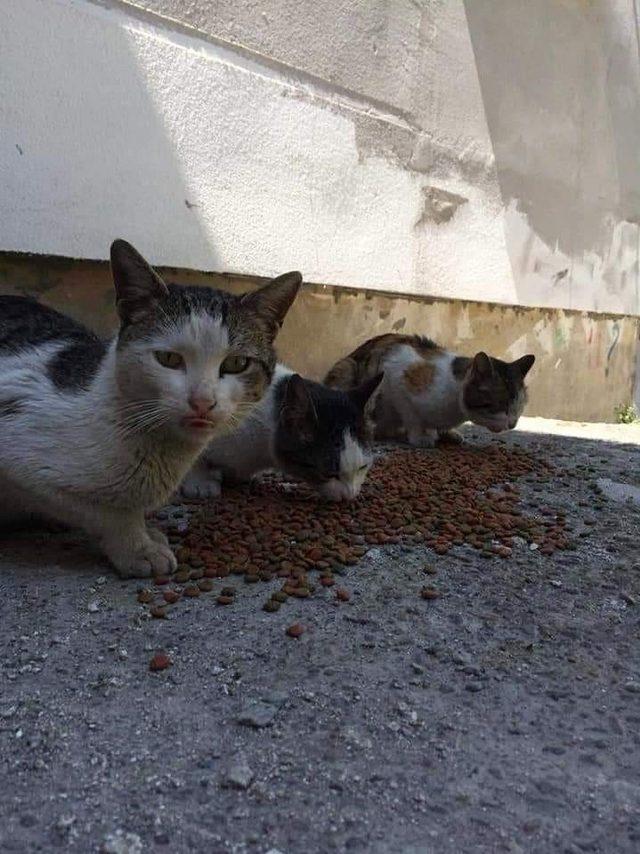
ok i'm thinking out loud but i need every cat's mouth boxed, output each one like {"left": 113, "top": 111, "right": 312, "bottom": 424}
{"left": 182, "top": 415, "right": 218, "bottom": 431}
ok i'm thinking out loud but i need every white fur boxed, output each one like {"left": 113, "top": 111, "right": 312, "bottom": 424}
{"left": 320, "top": 429, "right": 371, "bottom": 502}
{"left": 0, "top": 312, "right": 257, "bottom": 577}
{"left": 374, "top": 347, "right": 461, "bottom": 446}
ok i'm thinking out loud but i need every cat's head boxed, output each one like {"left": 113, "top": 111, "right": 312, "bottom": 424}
{"left": 460, "top": 352, "right": 535, "bottom": 432}
{"left": 110, "top": 240, "right": 301, "bottom": 445}
{"left": 273, "top": 373, "right": 383, "bottom": 501}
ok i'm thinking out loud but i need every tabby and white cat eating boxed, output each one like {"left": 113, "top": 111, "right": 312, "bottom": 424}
{"left": 325, "top": 333, "right": 535, "bottom": 447}
{"left": 0, "top": 240, "right": 301, "bottom": 576}
{"left": 181, "top": 368, "right": 383, "bottom": 502}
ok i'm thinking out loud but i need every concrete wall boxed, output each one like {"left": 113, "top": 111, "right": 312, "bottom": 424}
{"left": 1, "top": 252, "right": 637, "bottom": 423}
{"left": 2, "top": 0, "right": 639, "bottom": 316}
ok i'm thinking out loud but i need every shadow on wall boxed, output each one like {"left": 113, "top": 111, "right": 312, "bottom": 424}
{"left": 0, "top": 1, "right": 216, "bottom": 270}
{"left": 463, "top": 0, "right": 640, "bottom": 315}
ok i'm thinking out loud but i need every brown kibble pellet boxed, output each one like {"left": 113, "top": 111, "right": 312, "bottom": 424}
{"left": 163, "top": 590, "right": 180, "bottom": 604}
{"left": 150, "top": 605, "right": 167, "bottom": 619}
{"left": 263, "top": 600, "right": 280, "bottom": 613}
{"left": 221, "top": 586, "right": 236, "bottom": 597}
{"left": 183, "top": 585, "right": 201, "bottom": 598}
{"left": 160, "top": 445, "right": 561, "bottom": 619}
{"left": 420, "top": 587, "right": 440, "bottom": 600}
{"left": 149, "top": 651, "right": 172, "bottom": 671}
{"left": 286, "top": 623, "right": 305, "bottom": 638}
{"left": 189, "top": 568, "right": 204, "bottom": 580}
{"left": 217, "top": 595, "right": 234, "bottom": 606}
{"left": 197, "top": 579, "right": 214, "bottom": 592}
{"left": 137, "top": 589, "right": 154, "bottom": 604}
{"left": 154, "top": 576, "right": 171, "bottom": 586}
{"left": 273, "top": 591, "right": 288, "bottom": 603}
{"left": 336, "top": 588, "right": 351, "bottom": 602}
{"left": 174, "top": 570, "right": 190, "bottom": 584}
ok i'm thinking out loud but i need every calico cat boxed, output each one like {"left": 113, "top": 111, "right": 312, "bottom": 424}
{"left": 181, "top": 367, "right": 383, "bottom": 501}
{"left": 0, "top": 240, "right": 301, "bottom": 576}
{"left": 325, "top": 333, "right": 535, "bottom": 447}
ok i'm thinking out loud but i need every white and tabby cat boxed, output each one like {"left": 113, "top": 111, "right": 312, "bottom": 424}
{"left": 181, "top": 367, "right": 383, "bottom": 502}
{"left": 0, "top": 240, "right": 301, "bottom": 577}
{"left": 325, "top": 333, "right": 535, "bottom": 447}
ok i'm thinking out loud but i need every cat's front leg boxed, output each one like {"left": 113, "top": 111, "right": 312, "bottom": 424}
{"left": 437, "top": 428, "right": 464, "bottom": 446}
{"left": 180, "top": 462, "right": 222, "bottom": 500}
{"left": 90, "top": 509, "right": 177, "bottom": 579}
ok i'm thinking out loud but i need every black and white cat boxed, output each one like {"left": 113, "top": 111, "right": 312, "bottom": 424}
{"left": 181, "top": 367, "right": 383, "bottom": 502}
{"left": 0, "top": 240, "right": 301, "bottom": 577}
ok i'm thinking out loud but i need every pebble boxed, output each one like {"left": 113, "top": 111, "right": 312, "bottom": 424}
{"left": 623, "top": 680, "right": 640, "bottom": 694}
{"left": 102, "top": 831, "right": 143, "bottom": 854}
{"left": 237, "top": 699, "right": 282, "bottom": 729}
{"left": 221, "top": 758, "right": 254, "bottom": 790}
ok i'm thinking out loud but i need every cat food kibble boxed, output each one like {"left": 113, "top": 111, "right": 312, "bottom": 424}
{"left": 142, "top": 445, "right": 569, "bottom": 621}
{"left": 149, "top": 651, "right": 172, "bottom": 671}
{"left": 150, "top": 605, "right": 167, "bottom": 619}
{"left": 183, "top": 585, "right": 200, "bottom": 598}
{"left": 286, "top": 623, "right": 305, "bottom": 638}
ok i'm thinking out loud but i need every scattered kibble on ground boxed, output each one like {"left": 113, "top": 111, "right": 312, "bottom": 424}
{"left": 286, "top": 623, "right": 305, "bottom": 638}
{"left": 139, "top": 445, "right": 568, "bottom": 619}
{"left": 149, "top": 651, "right": 172, "bottom": 671}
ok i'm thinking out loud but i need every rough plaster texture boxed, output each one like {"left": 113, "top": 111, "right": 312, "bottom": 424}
{"left": 1, "top": 0, "right": 639, "bottom": 315}
{"left": 1, "top": 253, "right": 637, "bottom": 422}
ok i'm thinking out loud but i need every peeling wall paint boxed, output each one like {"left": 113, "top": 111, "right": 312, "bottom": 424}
{"left": 0, "top": 253, "right": 637, "bottom": 423}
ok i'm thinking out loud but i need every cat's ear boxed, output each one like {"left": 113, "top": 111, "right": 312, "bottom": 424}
{"left": 470, "top": 352, "right": 494, "bottom": 381}
{"left": 240, "top": 271, "right": 302, "bottom": 335}
{"left": 349, "top": 373, "right": 384, "bottom": 414}
{"left": 110, "top": 239, "right": 169, "bottom": 326}
{"left": 280, "top": 374, "right": 316, "bottom": 437}
{"left": 512, "top": 354, "right": 535, "bottom": 379}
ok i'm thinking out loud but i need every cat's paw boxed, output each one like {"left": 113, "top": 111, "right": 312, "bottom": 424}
{"left": 180, "top": 474, "right": 222, "bottom": 500}
{"left": 113, "top": 540, "right": 177, "bottom": 579}
{"left": 437, "top": 429, "right": 464, "bottom": 446}
{"left": 147, "top": 527, "right": 170, "bottom": 547}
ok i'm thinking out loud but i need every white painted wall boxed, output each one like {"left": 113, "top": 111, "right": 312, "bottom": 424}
{"left": 1, "top": 0, "right": 639, "bottom": 315}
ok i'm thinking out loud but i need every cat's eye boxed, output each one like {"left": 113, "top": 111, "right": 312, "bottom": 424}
{"left": 154, "top": 350, "right": 185, "bottom": 370}
{"left": 220, "top": 354, "right": 250, "bottom": 375}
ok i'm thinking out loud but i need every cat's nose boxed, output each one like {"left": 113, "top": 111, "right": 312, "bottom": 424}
{"left": 188, "top": 395, "right": 217, "bottom": 417}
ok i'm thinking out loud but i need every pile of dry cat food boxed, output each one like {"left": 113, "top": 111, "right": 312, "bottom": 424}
{"left": 138, "top": 444, "right": 570, "bottom": 620}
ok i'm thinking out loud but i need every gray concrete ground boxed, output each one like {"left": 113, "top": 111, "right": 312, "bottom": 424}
{"left": 1, "top": 421, "right": 639, "bottom": 854}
